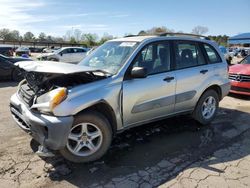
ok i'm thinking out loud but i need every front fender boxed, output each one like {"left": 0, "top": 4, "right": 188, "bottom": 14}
{"left": 52, "top": 80, "right": 123, "bottom": 130}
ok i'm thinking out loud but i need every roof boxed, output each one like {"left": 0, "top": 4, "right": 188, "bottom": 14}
{"left": 229, "top": 33, "right": 250, "bottom": 44}
{"left": 110, "top": 35, "right": 155, "bottom": 42}
{"left": 61, "top": 47, "right": 86, "bottom": 49}
{"left": 110, "top": 35, "right": 211, "bottom": 43}
{"left": 229, "top": 33, "right": 250, "bottom": 40}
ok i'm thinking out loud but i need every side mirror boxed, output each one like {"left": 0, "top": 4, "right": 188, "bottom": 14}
{"left": 131, "top": 67, "right": 147, "bottom": 79}
{"left": 60, "top": 52, "right": 63, "bottom": 56}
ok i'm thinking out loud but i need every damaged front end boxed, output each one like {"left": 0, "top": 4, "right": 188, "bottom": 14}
{"left": 15, "top": 61, "right": 109, "bottom": 114}
{"left": 10, "top": 61, "right": 110, "bottom": 154}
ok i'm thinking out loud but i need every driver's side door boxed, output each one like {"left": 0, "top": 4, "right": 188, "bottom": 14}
{"left": 60, "top": 49, "right": 73, "bottom": 63}
{"left": 122, "top": 41, "right": 176, "bottom": 127}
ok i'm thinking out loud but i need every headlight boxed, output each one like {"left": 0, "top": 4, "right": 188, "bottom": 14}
{"left": 31, "top": 87, "right": 67, "bottom": 113}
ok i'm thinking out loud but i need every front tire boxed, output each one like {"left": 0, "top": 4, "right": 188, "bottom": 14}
{"left": 193, "top": 90, "right": 219, "bottom": 125}
{"left": 60, "top": 111, "right": 112, "bottom": 163}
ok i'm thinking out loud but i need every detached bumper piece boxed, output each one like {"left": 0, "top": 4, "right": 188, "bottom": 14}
{"left": 10, "top": 93, "right": 73, "bottom": 150}
{"left": 36, "top": 145, "right": 55, "bottom": 157}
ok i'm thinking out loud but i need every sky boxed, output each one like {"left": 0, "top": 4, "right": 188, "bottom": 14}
{"left": 0, "top": 0, "right": 249, "bottom": 38}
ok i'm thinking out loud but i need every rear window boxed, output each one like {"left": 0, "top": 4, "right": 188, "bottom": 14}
{"left": 203, "top": 44, "right": 222, "bottom": 63}
{"left": 174, "top": 41, "right": 206, "bottom": 69}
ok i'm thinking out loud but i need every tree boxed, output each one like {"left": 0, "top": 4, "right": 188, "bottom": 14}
{"left": 9, "top": 30, "right": 20, "bottom": 41}
{"left": 38, "top": 32, "right": 46, "bottom": 41}
{"left": 147, "top": 26, "right": 174, "bottom": 35}
{"left": 53, "top": 37, "right": 64, "bottom": 43}
{"left": 138, "top": 30, "right": 147, "bottom": 36}
{"left": 69, "top": 37, "right": 77, "bottom": 44}
{"left": 81, "top": 33, "right": 98, "bottom": 46}
{"left": 99, "top": 33, "right": 113, "bottom": 44}
{"left": 46, "top": 35, "right": 54, "bottom": 42}
{"left": 73, "top": 29, "right": 82, "bottom": 42}
{"left": 191, "top": 26, "right": 208, "bottom": 35}
{"left": 0, "top": 28, "right": 21, "bottom": 41}
{"left": 208, "top": 35, "right": 229, "bottom": 46}
{"left": 0, "top": 28, "right": 11, "bottom": 40}
{"left": 23, "top": 32, "right": 35, "bottom": 41}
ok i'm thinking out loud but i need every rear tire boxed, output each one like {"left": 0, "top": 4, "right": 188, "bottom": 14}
{"left": 60, "top": 111, "right": 112, "bottom": 163}
{"left": 192, "top": 90, "right": 219, "bottom": 125}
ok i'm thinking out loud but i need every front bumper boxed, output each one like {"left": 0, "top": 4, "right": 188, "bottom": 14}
{"left": 229, "top": 81, "right": 250, "bottom": 96}
{"left": 10, "top": 93, "right": 73, "bottom": 150}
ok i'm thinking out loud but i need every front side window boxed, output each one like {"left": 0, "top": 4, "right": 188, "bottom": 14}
{"left": 203, "top": 44, "right": 221, "bottom": 63}
{"left": 79, "top": 41, "right": 139, "bottom": 75}
{"left": 175, "top": 42, "right": 206, "bottom": 69}
{"left": 60, "top": 49, "right": 70, "bottom": 54}
{"left": 132, "top": 42, "right": 171, "bottom": 75}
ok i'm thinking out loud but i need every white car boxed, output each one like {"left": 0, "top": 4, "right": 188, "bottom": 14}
{"left": 37, "top": 47, "right": 88, "bottom": 64}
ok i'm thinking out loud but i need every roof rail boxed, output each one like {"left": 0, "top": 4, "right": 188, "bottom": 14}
{"left": 158, "top": 32, "right": 210, "bottom": 40}
{"left": 124, "top": 34, "right": 139, "bottom": 38}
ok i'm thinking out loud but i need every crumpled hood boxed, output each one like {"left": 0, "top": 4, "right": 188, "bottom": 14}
{"left": 229, "top": 64, "right": 250, "bottom": 75}
{"left": 15, "top": 61, "right": 99, "bottom": 74}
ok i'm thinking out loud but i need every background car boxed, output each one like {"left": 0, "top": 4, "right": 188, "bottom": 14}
{"left": 37, "top": 47, "right": 88, "bottom": 63}
{"left": 42, "top": 47, "right": 60, "bottom": 53}
{"left": 29, "top": 47, "right": 45, "bottom": 53}
{"left": 229, "top": 55, "right": 250, "bottom": 96}
{"left": 219, "top": 46, "right": 232, "bottom": 65}
{"left": 0, "top": 54, "right": 32, "bottom": 81}
{"left": 0, "top": 46, "right": 14, "bottom": 56}
{"left": 15, "top": 47, "right": 31, "bottom": 56}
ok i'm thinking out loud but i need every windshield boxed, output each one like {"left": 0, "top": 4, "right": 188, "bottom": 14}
{"left": 241, "top": 55, "right": 250, "bottom": 64}
{"left": 78, "top": 41, "right": 139, "bottom": 75}
{"left": 17, "top": 47, "right": 29, "bottom": 51}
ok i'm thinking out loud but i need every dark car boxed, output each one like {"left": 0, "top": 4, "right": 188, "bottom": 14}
{"left": 29, "top": 47, "right": 45, "bottom": 53}
{"left": 0, "top": 55, "right": 32, "bottom": 81}
{"left": 0, "top": 46, "right": 14, "bottom": 56}
{"left": 15, "top": 47, "right": 30, "bottom": 56}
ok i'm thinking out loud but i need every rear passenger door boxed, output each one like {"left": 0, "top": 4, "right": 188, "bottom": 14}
{"left": 74, "top": 48, "right": 86, "bottom": 63}
{"left": 202, "top": 43, "right": 226, "bottom": 82}
{"left": 173, "top": 41, "right": 214, "bottom": 112}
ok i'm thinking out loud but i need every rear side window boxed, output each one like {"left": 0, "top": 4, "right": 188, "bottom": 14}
{"left": 75, "top": 48, "right": 86, "bottom": 53}
{"left": 174, "top": 41, "right": 206, "bottom": 69}
{"left": 203, "top": 44, "right": 221, "bottom": 63}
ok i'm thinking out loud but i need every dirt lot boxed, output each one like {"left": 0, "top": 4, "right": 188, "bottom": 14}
{"left": 0, "top": 82, "right": 250, "bottom": 188}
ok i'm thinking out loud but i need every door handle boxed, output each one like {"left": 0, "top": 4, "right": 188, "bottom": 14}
{"left": 163, "top": 76, "right": 174, "bottom": 82}
{"left": 200, "top": 69, "right": 208, "bottom": 74}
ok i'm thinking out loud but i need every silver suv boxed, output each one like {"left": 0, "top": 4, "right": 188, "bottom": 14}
{"left": 10, "top": 33, "right": 230, "bottom": 163}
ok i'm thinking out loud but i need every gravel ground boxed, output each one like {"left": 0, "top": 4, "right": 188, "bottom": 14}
{"left": 0, "top": 81, "right": 249, "bottom": 188}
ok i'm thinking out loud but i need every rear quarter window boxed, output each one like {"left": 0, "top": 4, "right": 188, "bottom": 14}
{"left": 203, "top": 44, "right": 222, "bottom": 64}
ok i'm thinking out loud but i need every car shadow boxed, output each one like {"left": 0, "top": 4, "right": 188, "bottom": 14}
{"left": 30, "top": 107, "right": 250, "bottom": 187}
{"left": 228, "top": 93, "right": 250, "bottom": 100}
